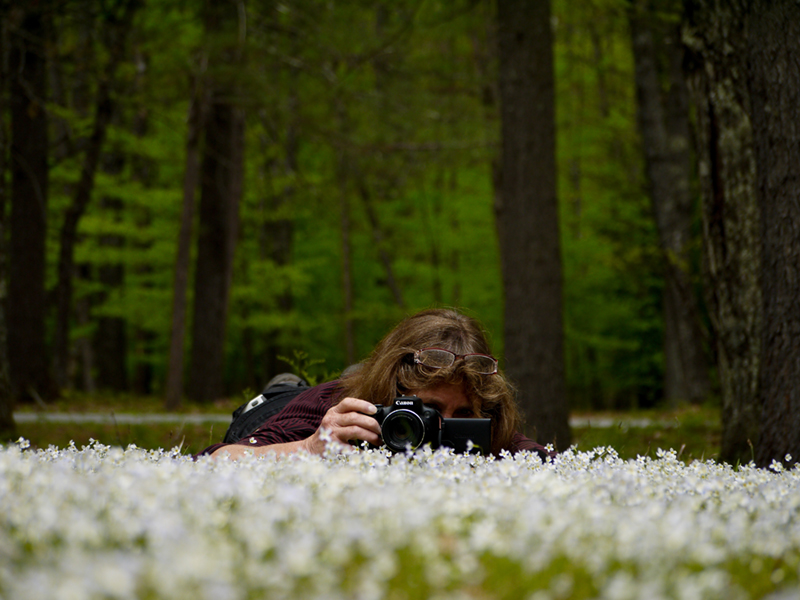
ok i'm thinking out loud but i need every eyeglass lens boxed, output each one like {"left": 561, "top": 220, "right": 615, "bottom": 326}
{"left": 416, "top": 349, "right": 497, "bottom": 374}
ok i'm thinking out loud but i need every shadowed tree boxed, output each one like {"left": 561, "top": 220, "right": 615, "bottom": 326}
{"left": 259, "top": 98, "right": 299, "bottom": 382}
{"left": 628, "top": 0, "right": 710, "bottom": 407}
{"left": 683, "top": 0, "right": 761, "bottom": 466}
{"left": 52, "top": 0, "right": 141, "bottom": 389}
{"left": 749, "top": 0, "right": 800, "bottom": 468}
{"left": 495, "top": 0, "right": 570, "bottom": 448}
{"left": 7, "top": 1, "right": 54, "bottom": 402}
{"left": 165, "top": 68, "right": 207, "bottom": 409}
{"left": 187, "top": 0, "right": 246, "bottom": 402}
{"left": 0, "top": 8, "right": 14, "bottom": 438}
{"left": 0, "top": 289, "right": 12, "bottom": 438}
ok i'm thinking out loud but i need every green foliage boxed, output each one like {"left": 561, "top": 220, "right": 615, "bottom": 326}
{"left": 555, "top": 0, "right": 666, "bottom": 409}
{"left": 276, "top": 350, "right": 328, "bottom": 386}
{"left": 29, "top": 0, "right": 682, "bottom": 411}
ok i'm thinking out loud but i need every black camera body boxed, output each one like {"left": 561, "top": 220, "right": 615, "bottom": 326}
{"left": 371, "top": 396, "right": 491, "bottom": 455}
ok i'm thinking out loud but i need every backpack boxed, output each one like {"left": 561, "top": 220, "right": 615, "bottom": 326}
{"left": 223, "top": 382, "right": 310, "bottom": 444}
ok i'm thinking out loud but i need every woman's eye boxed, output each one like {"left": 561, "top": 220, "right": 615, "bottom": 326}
{"left": 455, "top": 409, "right": 474, "bottom": 418}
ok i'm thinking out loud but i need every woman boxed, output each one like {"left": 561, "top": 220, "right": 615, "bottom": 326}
{"left": 200, "top": 309, "right": 552, "bottom": 459}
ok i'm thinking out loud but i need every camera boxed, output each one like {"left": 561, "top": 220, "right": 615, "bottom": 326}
{"left": 371, "top": 396, "right": 491, "bottom": 455}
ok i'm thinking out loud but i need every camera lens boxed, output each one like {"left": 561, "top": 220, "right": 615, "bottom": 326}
{"left": 381, "top": 410, "right": 425, "bottom": 452}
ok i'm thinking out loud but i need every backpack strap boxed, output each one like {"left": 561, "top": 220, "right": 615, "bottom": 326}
{"left": 222, "top": 383, "right": 310, "bottom": 444}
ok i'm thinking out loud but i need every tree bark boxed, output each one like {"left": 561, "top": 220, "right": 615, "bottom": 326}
{"left": 0, "top": 11, "right": 15, "bottom": 438}
{"left": 335, "top": 99, "right": 356, "bottom": 367}
{"left": 748, "top": 0, "right": 800, "bottom": 468}
{"left": 75, "top": 265, "right": 96, "bottom": 393}
{"left": 260, "top": 88, "right": 298, "bottom": 381}
{"left": 357, "top": 179, "right": 405, "bottom": 309}
{"left": 364, "top": 7, "right": 406, "bottom": 311}
{"left": 187, "top": 0, "right": 245, "bottom": 402}
{"left": 628, "top": 0, "right": 710, "bottom": 406}
{"left": 93, "top": 197, "right": 128, "bottom": 391}
{"left": 187, "top": 99, "right": 244, "bottom": 402}
{"left": 0, "top": 279, "right": 13, "bottom": 437}
{"left": 7, "top": 3, "right": 53, "bottom": 402}
{"left": 52, "top": 0, "right": 140, "bottom": 389}
{"left": 165, "top": 72, "right": 206, "bottom": 409}
{"left": 340, "top": 153, "right": 355, "bottom": 366}
{"left": 683, "top": 0, "right": 761, "bottom": 465}
{"left": 495, "top": 0, "right": 570, "bottom": 448}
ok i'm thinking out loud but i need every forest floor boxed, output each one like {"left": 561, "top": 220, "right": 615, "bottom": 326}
{"left": 9, "top": 394, "right": 722, "bottom": 463}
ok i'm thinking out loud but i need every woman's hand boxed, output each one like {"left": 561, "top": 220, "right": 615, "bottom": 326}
{"left": 301, "top": 397, "right": 382, "bottom": 455}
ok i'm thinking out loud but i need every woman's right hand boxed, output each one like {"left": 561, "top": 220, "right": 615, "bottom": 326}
{"left": 301, "top": 397, "right": 383, "bottom": 455}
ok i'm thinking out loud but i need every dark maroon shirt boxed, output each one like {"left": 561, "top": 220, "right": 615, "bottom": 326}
{"left": 198, "top": 380, "right": 554, "bottom": 460}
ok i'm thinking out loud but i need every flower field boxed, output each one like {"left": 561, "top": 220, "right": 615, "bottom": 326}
{"left": 1, "top": 440, "right": 798, "bottom": 600}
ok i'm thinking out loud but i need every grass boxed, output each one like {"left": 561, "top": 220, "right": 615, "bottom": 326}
{"left": 569, "top": 404, "right": 722, "bottom": 463}
{"left": 7, "top": 393, "right": 722, "bottom": 462}
{"left": 12, "top": 421, "right": 225, "bottom": 457}
{"left": 10, "top": 391, "right": 244, "bottom": 457}
{"left": 18, "top": 389, "right": 245, "bottom": 415}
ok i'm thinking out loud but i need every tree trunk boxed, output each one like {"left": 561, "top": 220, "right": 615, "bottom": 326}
{"left": 0, "top": 277, "right": 13, "bottom": 436}
{"left": 683, "top": 0, "right": 761, "bottom": 465}
{"left": 53, "top": 0, "right": 140, "bottom": 389}
{"left": 91, "top": 42, "right": 144, "bottom": 393}
{"left": 93, "top": 197, "right": 128, "bottom": 391}
{"left": 187, "top": 1, "right": 245, "bottom": 402}
{"left": 0, "top": 11, "right": 15, "bottom": 439}
{"left": 187, "top": 99, "right": 244, "bottom": 402}
{"left": 165, "top": 73, "right": 206, "bottom": 409}
{"left": 75, "top": 265, "right": 96, "bottom": 393}
{"left": 357, "top": 179, "right": 405, "bottom": 309}
{"left": 7, "top": 4, "right": 53, "bottom": 402}
{"left": 363, "top": 8, "right": 405, "bottom": 311}
{"left": 336, "top": 100, "right": 356, "bottom": 367}
{"left": 340, "top": 158, "right": 355, "bottom": 366}
{"left": 261, "top": 90, "right": 298, "bottom": 381}
{"left": 495, "top": 0, "right": 570, "bottom": 448}
{"left": 0, "top": 287, "right": 12, "bottom": 434}
{"left": 749, "top": 0, "right": 800, "bottom": 468}
{"left": 47, "top": 0, "right": 92, "bottom": 362}
{"left": 628, "top": 0, "right": 710, "bottom": 406}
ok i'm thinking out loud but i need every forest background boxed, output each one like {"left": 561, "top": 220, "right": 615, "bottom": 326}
{"left": 2, "top": 0, "right": 799, "bottom": 467}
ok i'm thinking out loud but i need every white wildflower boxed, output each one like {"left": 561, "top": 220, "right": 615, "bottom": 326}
{"left": 2, "top": 443, "right": 800, "bottom": 599}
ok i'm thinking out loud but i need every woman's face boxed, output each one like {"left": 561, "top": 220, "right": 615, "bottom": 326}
{"left": 408, "top": 383, "right": 475, "bottom": 419}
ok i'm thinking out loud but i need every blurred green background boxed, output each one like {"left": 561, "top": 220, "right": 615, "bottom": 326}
{"left": 4, "top": 0, "right": 726, "bottom": 458}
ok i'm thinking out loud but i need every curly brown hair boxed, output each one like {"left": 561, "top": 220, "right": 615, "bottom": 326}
{"left": 336, "top": 308, "right": 521, "bottom": 454}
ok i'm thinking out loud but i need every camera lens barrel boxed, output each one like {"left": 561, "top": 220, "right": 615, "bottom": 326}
{"left": 368, "top": 396, "right": 491, "bottom": 455}
{"left": 381, "top": 409, "right": 427, "bottom": 452}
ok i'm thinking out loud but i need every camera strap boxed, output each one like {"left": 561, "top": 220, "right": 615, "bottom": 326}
{"left": 222, "top": 383, "right": 310, "bottom": 443}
